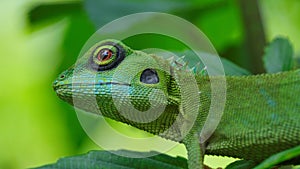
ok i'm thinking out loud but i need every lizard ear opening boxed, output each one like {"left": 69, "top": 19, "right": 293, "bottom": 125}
{"left": 89, "top": 42, "right": 125, "bottom": 71}
{"left": 140, "top": 69, "right": 159, "bottom": 84}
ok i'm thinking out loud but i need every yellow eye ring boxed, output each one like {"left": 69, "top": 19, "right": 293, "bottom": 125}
{"left": 92, "top": 45, "right": 117, "bottom": 66}
{"left": 89, "top": 42, "right": 125, "bottom": 71}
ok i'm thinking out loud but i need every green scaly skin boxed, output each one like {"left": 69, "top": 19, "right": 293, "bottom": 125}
{"left": 53, "top": 39, "right": 300, "bottom": 169}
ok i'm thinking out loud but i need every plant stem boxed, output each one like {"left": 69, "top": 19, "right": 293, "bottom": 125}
{"left": 238, "top": 0, "right": 266, "bottom": 74}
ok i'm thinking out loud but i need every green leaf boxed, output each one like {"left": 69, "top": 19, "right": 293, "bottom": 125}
{"left": 179, "top": 50, "right": 251, "bottom": 76}
{"left": 220, "top": 58, "right": 251, "bottom": 75}
{"left": 84, "top": 0, "right": 227, "bottom": 29}
{"left": 27, "top": 1, "right": 83, "bottom": 27}
{"left": 253, "top": 145, "right": 300, "bottom": 169}
{"left": 225, "top": 160, "right": 255, "bottom": 169}
{"left": 33, "top": 150, "right": 188, "bottom": 169}
{"left": 263, "top": 37, "right": 294, "bottom": 73}
{"left": 171, "top": 50, "right": 251, "bottom": 76}
{"left": 84, "top": 0, "right": 189, "bottom": 28}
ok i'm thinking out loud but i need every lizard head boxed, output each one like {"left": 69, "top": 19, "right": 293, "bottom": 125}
{"left": 53, "top": 39, "right": 199, "bottom": 141}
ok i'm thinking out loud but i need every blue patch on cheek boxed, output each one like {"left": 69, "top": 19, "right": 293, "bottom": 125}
{"left": 97, "top": 79, "right": 104, "bottom": 84}
{"left": 96, "top": 77, "right": 113, "bottom": 84}
{"left": 267, "top": 99, "right": 276, "bottom": 107}
{"left": 270, "top": 113, "right": 278, "bottom": 120}
{"left": 259, "top": 88, "right": 276, "bottom": 107}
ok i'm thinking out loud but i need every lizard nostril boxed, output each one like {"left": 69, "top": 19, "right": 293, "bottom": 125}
{"left": 59, "top": 73, "right": 66, "bottom": 80}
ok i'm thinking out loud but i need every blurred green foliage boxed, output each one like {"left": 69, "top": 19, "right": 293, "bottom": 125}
{"left": 263, "top": 37, "right": 294, "bottom": 73}
{"left": 0, "top": 0, "right": 299, "bottom": 169}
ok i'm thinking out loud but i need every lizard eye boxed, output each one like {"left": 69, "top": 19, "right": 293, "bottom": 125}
{"left": 140, "top": 69, "right": 159, "bottom": 84}
{"left": 97, "top": 49, "right": 113, "bottom": 62}
{"left": 89, "top": 42, "right": 125, "bottom": 71}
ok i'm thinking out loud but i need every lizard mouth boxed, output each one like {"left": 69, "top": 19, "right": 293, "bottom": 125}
{"left": 53, "top": 80, "right": 132, "bottom": 95}
{"left": 53, "top": 81, "right": 132, "bottom": 107}
{"left": 53, "top": 81, "right": 131, "bottom": 91}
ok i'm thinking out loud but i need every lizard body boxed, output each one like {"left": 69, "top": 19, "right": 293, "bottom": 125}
{"left": 53, "top": 39, "right": 300, "bottom": 168}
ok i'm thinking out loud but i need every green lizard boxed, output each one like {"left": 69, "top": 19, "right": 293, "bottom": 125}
{"left": 53, "top": 39, "right": 300, "bottom": 169}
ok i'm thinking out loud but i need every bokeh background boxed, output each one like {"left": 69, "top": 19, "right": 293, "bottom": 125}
{"left": 0, "top": 0, "right": 299, "bottom": 169}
